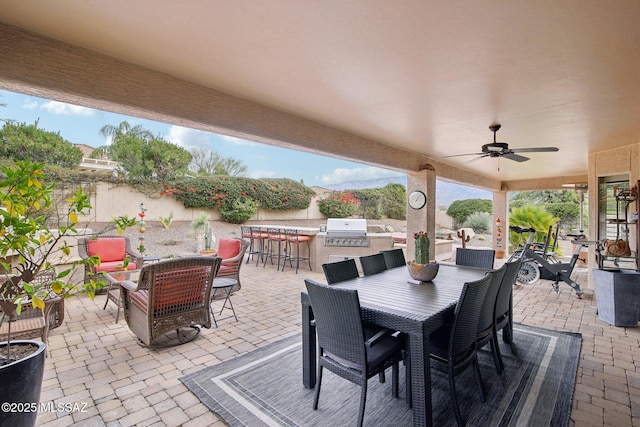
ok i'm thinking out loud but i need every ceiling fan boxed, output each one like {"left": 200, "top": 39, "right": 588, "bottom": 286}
{"left": 444, "top": 124, "right": 559, "bottom": 163}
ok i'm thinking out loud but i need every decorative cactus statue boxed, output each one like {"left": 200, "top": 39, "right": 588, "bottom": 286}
{"left": 414, "top": 231, "right": 430, "bottom": 264}
{"left": 457, "top": 229, "right": 471, "bottom": 248}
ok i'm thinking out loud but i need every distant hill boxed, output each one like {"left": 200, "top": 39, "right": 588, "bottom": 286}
{"left": 323, "top": 176, "right": 491, "bottom": 208}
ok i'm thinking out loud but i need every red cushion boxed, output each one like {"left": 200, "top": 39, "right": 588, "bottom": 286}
{"left": 87, "top": 238, "right": 126, "bottom": 262}
{"left": 218, "top": 238, "right": 241, "bottom": 259}
{"left": 95, "top": 261, "right": 137, "bottom": 273}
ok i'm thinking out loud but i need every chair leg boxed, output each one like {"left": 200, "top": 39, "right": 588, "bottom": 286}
{"left": 392, "top": 362, "right": 399, "bottom": 398}
{"left": 449, "top": 366, "right": 464, "bottom": 427}
{"left": 313, "top": 365, "right": 323, "bottom": 410}
{"left": 490, "top": 329, "right": 505, "bottom": 373}
{"left": 357, "top": 382, "right": 367, "bottom": 427}
{"left": 472, "top": 358, "right": 486, "bottom": 402}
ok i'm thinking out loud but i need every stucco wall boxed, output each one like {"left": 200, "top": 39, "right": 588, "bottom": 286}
{"left": 78, "top": 182, "right": 326, "bottom": 223}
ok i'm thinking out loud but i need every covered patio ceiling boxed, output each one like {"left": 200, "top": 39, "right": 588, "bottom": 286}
{"left": 1, "top": 1, "right": 640, "bottom": 190}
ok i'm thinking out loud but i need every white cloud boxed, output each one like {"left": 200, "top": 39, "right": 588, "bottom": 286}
{"left": 168, "top": 125, "right": 211, "bottom": 148}
{"left": 321, "top": 167, "right": 402, "bottom": 184}
{"left": 220, "top": 134, "right": 259, "bottom": 147}
{"left": 41, "top": 100, "right": 97, "bottom": 116}
{"left": 22, "top": 99, "right": 38, "bottom": 110}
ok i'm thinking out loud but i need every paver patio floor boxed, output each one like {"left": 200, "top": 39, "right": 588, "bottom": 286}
{"left": 35, "top": 255, "right": 640, "bottom": 426}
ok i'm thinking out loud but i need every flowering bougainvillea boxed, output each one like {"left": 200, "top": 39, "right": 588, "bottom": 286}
{"left": 318, "top": 191, "right": 359, "bottom": 218}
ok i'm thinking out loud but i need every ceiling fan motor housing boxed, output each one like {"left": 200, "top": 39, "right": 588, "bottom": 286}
{"left": 482, "top": 142, "right": 509, "bottom": 155}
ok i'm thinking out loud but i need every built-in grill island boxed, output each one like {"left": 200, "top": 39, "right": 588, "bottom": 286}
{"left": 315, "top": 218, "right": 394, "bottom": 272}
{"left": 324, "top": 218, "right": 370, "bottom": 247}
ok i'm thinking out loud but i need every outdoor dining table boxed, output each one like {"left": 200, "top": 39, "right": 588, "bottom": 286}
{"left": 300, "top": 263, "right": 491, "bottom": 427}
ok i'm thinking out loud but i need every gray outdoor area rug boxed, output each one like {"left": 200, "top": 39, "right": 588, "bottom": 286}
{"left": 180, "top": 324, "right": 581, "bottom": 426}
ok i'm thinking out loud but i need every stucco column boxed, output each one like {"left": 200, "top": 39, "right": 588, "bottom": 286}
{"left": 407, "top": 166, "right": 436, "bottom": 262}
{"left": 492, "top": 189, "right": 508, "bottom": 258}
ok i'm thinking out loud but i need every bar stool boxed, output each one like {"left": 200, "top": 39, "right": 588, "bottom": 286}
{"left": 242, "top": 226, "right": 266, "bottom": 264}
{"left": 262, "top": 228, "right": 287, "bottom": 270}
{"left": 282, "top": 228, "right": 312, "bottom": 273}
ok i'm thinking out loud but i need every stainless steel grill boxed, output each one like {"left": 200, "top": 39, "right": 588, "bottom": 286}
{"left": 324, "top": 218, "right": 370, "bottom": 247}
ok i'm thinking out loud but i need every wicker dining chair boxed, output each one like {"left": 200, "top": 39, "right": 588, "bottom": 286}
{"left": 322, "top": 258, "right": 359, "bottom": 284}
{"left": 455, "top": 248, "right": 495, "bottom": 270}
{"left": 304, "top": 279, "right": 404, "bottom": 427}
{"left": 359, "top": 253, "right": 388, "bottom": 276}
{"left": 494, "top": 258, "right": 523, "bottom": 367}
{"left": 380, "top": 248, "right": 406, "bottom": 269}
{"left": 476, "top": 264, "right": 507, "bottom": 374}
{"left": 120, "top": 256, "right": 221, "bottom": 348}
{"left": 428, "top": 272, "right": 493, "bottom": 427}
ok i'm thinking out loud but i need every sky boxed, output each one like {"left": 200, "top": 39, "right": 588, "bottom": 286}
{"left": 0, "top": 89, "right": 406, "bottom": 188}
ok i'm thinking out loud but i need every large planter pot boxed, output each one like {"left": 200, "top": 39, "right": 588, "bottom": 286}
{"left": 0, "top": 340, "right": 46, "bottom": 427}
{"left": 408, "top": 262, "right": 439, "bottom": 282}
{"left": 592, "top": 269, "right": 640, "bottom": 327}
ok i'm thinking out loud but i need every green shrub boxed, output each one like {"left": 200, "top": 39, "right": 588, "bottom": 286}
{"left": 463, "top": 211, "right": 492, "bottom": 233}
{"left": 351, "top": 189, "right": 383, "bottom": 219}
{"left": 446, "top": 198, "right": 492, "bottom": 229}
{"left": 166, "top": 176, "right": 314, "bottom": 211}
{"left": 219, "top": 197, "right": 258, "bottom": 224}
{"left": 380, "top": 183, "right": 406, "bottom": 220}
{"left": 318, "top": 191, "right": 359, "bottom": 218}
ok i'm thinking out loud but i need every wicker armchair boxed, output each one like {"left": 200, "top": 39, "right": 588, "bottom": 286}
{"left": 215, "top": 238, "right": 250, "bottom": 294}
{"left": 120, "top": 256, "right": 221, "bottom": 348}
{"left": 78, "top": 235, "right": 143, "bottom": 283}
{"left": 0, "top": 269, "right": 63, "bottom": 345}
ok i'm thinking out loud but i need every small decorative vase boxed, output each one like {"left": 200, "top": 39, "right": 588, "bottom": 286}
{"left": 408, "top": 261, "right": 439, "bottom": 282}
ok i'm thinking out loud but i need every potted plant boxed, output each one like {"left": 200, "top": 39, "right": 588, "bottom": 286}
{"left": 408, "top": 231, "right": 439, "bottom": 282}
{"left": 0, "top": 161, "right": 101, "bottom": 427}
{"left": 192, "top": 214, "right": 216, "bottom": 255}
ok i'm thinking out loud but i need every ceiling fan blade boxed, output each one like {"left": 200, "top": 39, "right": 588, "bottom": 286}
{"left": 502, "top": 153, "right": 530, "bottom": 162}
{"left": 465, "top": 154, "right": 489, "bottom": 164}
{"left": 442, "top": 152, "right": 484, "bottom": 158}
{"left": 510, "top": 147, "right": 559, "bottom": 153}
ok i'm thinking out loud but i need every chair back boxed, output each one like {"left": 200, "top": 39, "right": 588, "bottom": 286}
{"left": 450, "top": 273, "right": 492, "bottom": 358}
{"left": 322, "top": 259, "right": 359, "bottom": 284}
{"left": 305, "top": 279, "right": 366, "bottom": 369}
{"left": 495, "top": 258, "right": 522, "bottom": 322}
{"left": 359, "top": 253, "right": 388, "bottom": 276}
{"left": 380, "top": 248, "right": 406, "bottom": 269}
{"left": 216, "top": 238, "right": 250, "bottom": 292}
{"left": 477, "top": 264, "right": 507, "bottom": 336}
{"left": 139, "top": 257, "right": 221, "bottom": 317}
{"left": 455, "top": 248, "right": 495, "bottom": 270}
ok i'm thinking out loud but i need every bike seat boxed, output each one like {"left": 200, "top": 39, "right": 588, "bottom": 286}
{"left": 567, "top": 233, "right": 586, "bottom": 240}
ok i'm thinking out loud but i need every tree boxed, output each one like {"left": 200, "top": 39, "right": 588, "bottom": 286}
{"left": 99, "top": 121, "right": 191, "bottom": 182}
{"left": 446, "top": 198, "right": 492, "bottom": 229}
{"left": 510, "top": 190, "right": 578, "bottom": 207}
{"left": 188, "top": 147, "right": 247, "bottom": 176}
{"left": 0, "top": 120, "right": 83, "bottom": 168}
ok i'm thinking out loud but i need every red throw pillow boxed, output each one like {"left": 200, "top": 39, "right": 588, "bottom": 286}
{"left": 87, "top": 238, "right": 126, "bottom": 262}
{"left": 218, "top": 238, "right": 241, "bottom": 259}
